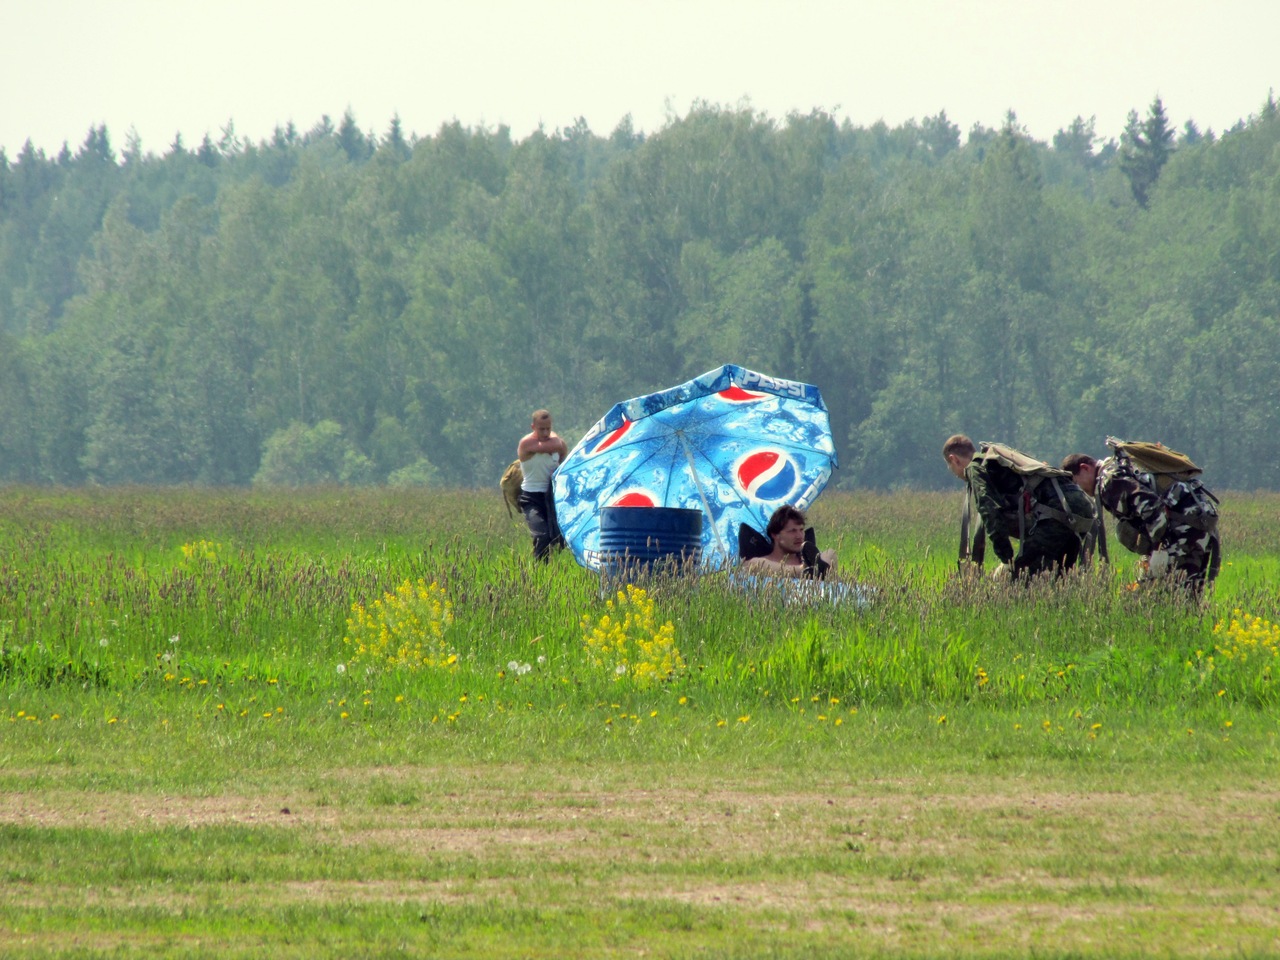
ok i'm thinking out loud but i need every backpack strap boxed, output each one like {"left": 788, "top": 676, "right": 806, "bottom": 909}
{"left": 1090, "top": 491, "right": 1109, "bottom": 563}
{"left": 972, "top": 525, "right": 987, "bottom": 566}
{"left": 1017, "top": 479, "right": 1029, "bottom": 557}
{"left": 959, "top": 486, "right": 988, "bottom": 569}
{"left": 1036, "top": 477, "right": 1097, "bottom": 537}
{"left": 1207, "top": 530, "right": 1222, "bottom": 583}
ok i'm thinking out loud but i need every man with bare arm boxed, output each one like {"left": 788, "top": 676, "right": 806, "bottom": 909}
{"left": 517, "top": 409, "right": 568, "bottom": 562}
{"left": 741, "top": 504, "right": 836, "bottom": 579}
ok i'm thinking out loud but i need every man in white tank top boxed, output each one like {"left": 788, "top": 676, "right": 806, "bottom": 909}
{"left": 517, "top": 409, "right": 568, "bottom": 561}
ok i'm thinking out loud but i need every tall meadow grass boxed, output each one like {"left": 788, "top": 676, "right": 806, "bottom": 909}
{"left": 2, "top": 486, "right": 1277, "bottom": 729}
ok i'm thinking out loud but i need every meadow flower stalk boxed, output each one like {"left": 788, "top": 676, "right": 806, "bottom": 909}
{"left": 1208, "top": 609, "right": 1279, "bottom": 703}
{"left": 180, "top": 540, "right": 222, "bottom": 565}
{"left": 581, "top": 584, "right": 684, "bottom": 687}
{"left": 344, "top": 579, "right": 456, "bottom": 673}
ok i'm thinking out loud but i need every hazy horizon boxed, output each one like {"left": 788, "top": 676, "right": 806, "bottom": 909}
{"left": 4, "top": 0, "right": 1277, "bottom": 157}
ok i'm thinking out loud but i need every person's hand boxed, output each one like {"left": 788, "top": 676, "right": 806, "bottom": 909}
{"left": 990, "top": 562, "right": 1013, "bottom": 582}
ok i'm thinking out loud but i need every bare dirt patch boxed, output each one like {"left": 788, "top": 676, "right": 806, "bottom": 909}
{"left": 0, "top": 790, "right": 336, "bottom": 829}
{"left": 5, "top": 765, "right": 1279, "bottom": 956}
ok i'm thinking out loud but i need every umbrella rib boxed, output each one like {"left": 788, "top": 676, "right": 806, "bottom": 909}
{"left": 677, "top": 433, "right": 730, "bottom": 564}
{"left": 580, "top": 444, "right": 666, "bottom": 507}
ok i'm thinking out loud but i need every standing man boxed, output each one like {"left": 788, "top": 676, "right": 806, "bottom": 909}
{"left": 943, "top": 434, "right": 1094, "bottom": 581}
{"left": 517, "top": 409, "right": 568, "bottom": 562}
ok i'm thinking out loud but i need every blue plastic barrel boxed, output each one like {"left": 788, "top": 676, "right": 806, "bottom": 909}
{"left": 599, "top": 506, "right": 703, "bottom": 577}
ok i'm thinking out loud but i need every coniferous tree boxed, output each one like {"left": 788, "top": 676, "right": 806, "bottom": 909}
{"left": 380, "top": 115, "right": 411, "bottom": 161}
{"left": 919, "top": 111, "right": 961, "bottom": 160}
{"left": 337, "top": 109, "right": 373, "bottom": 163}
{"left": 1052, "top": 116, "right": 1098, "bottom": 167}
{"left": 1120, "top": 97, "right": 1176, "bottom": 207}
{"left": 196, "top": 134, "right": 219, "bottom": 168}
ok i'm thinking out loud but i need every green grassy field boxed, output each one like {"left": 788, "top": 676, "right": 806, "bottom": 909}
{"left": 2, "top": 487, "right": 1278, "bottom": 959}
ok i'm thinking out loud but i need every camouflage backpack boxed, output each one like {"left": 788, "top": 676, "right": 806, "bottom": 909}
{"left": 1103, "top": 438, "right": 1220, "bottom": 562}
{"left": 960, "top": 443, "right": 1096, "bottom": 568}
{"left": 500, "top": 459, "right": 523, "bottom": 518}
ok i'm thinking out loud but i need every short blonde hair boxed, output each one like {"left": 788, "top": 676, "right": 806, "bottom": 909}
{"left": 942, "top": 434, "right": 974, "bottom": 460}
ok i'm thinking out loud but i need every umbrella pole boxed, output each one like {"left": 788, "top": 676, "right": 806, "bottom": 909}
{"left": 679, "top": 435, "right": 731, "bottom": 565}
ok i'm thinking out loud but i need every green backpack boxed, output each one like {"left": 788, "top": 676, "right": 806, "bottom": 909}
{"left": 1106, "top": 437, "right": 1201, "bottom": 492}
{"left": 960, "top": 443, "right": 1096, "bottom": 568}
{"left": 500, "top": 459, "right": 523, "bottom": 518}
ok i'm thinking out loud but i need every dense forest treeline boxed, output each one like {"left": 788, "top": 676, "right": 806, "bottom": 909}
{"left": 2, "top": 96, "right": 1279, "bottom": 490}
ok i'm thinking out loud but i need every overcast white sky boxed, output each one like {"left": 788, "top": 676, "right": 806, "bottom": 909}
{"left": 3, "top": 0, "right": 1277, "bottom": 158}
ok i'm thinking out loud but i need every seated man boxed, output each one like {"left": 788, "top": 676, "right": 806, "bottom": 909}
{"left": 740, "top": 504, "right": 836, "bottom": 579}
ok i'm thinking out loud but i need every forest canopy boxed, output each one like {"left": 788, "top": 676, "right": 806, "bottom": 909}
{"left": 2, "top": 95, "right": 1278, "bottom": 490}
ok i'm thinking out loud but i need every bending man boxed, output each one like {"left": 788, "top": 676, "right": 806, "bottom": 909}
{"left": 944, "top": 434, "right": 1094, "bottom": 580}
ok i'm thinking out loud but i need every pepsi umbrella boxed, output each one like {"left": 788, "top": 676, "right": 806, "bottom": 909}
{"left": 553, "top": 364, "right": 837, "bottom": 570}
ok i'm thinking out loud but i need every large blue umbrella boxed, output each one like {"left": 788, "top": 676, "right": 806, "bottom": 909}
{"left": 553, "top": 364, "right": 838, "bottom": 570}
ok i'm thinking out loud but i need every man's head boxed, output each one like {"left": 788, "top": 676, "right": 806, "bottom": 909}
{"left": 765, "top": 505, "right": 807, "bottom": 557}
{"left": 1061, "top": 453, "right": 1099, "bottom": 495}
{"left": 530, "top": 409, "right": 552, "bottom": 439}
{"left": 942, "top": 434, "right": 975, "bottom": 480}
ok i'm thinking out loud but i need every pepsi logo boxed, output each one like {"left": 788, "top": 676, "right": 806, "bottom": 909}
{"left": 590, "top": 420, "right": 633, "bottom": 455}
{"left": 611, "top": 490, "right": 656, "bottom": 507}
{"left": 735, "top": 449, "right": 799, "bottom": 501}
{"left": 717, "top": 386, "right": 767, "bottom": 403}
{"left": 739, "top": 370, "right": 806, "bottom": 398}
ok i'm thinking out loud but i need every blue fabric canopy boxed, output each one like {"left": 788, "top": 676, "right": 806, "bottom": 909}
{"left": 553, "top": 365, "right": 837, "bottom": 570}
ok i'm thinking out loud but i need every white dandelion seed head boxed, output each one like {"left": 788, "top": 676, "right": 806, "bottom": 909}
{"left": 518, "top": 662, "right": 532, "bottom": 675}
{"left": 507, "top": 660, "right": 520, "bottom": 673}
{"left": 336, "top": 663, "right": 346, "bottom": 674}
{"left": 537, "top": 655, "right": 546, "bottom": 665}
{"left": 98, "top": 638, "right": 109, "bottom": 648}
{"left": 169, "top": 635, "right": 180, "bottom": 644}
{"left": 615, "top": 664, "right": 627, "bottom": 675}
{"left": 161, "top": 652, "right": 172, "bottom": 663}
